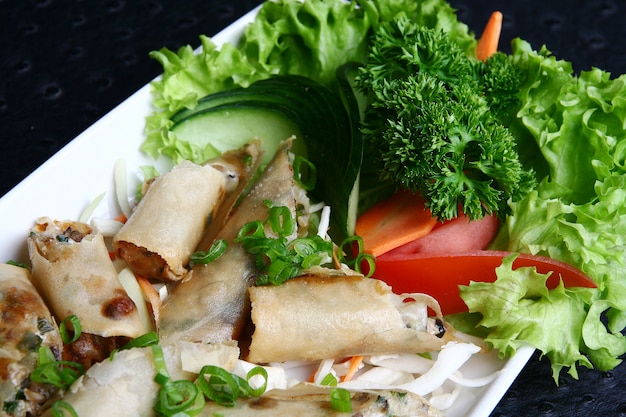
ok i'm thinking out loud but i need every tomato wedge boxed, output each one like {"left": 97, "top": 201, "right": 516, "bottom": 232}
{"left": 371, "top": 250, "right": 597, "bottom": 315}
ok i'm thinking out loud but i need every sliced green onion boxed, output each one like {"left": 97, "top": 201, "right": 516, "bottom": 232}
{"left": 154, "top": 379, "right": 205, "bottom": 417}
{"left": 267, "top": 205, "right": 296, "bottom": 236}
{"left": 196, "top": 365, "right": 241, "bottom": 407}
{"left": 237, "top": 220, "right": 265, "bottom": 240}
{"left": 235, "top": 206, "right": 337, "bottom": 286}
{"left": 245, "top": 366, "right": 268, "bottom": 397}
{"left": 151, "top": 345, "right": 205, "bottom": 417}
{"left": 59, "top": 315, "right": 82, "bottom": 344}
{"left": 290, "top": 237, "right": 318, "bottom": 257}
{"left": 191, "top": 239, "right": 228, "bottom": 265}
{"left": 151, "top": 345, "right": 170, "bottom": 382}
{"left": 320, "top": 373, "right": 338, "bottom": 386}
{"left": 51, "top": 401, "right": 79, "bottom": 417}
{"left": 121, "top": 331, "right": 159, "bottom": 350}
{"left": 30, "top": 347, "right": 84, "bottom": 390}
{"left": 196, "top": 365, "right": 267, "bottom": 407}
{"left": 330, "top": 388, "right": 352, "bottom": 412}
{"left": 6, "top": 260, "right": 28, "bottom": 268}
{"left": 336, "top": 235, "right": 362, "bottom": 266}
{"left": 336, "top": 235, "right": 375, "bottom": 276}
{"left": 354, "top": 252, "right": 376, "bottom": 277}
{"left": 292, "top": 156, "right": 317, "bottom": 191}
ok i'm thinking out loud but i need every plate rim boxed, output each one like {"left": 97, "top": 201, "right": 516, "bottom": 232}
{"left": 0, "top": 3, "right": 534, "bottom": 416}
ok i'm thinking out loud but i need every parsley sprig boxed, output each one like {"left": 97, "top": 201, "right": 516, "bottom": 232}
{"left": 356, "top": 16, "right": 535, "bottom": 221}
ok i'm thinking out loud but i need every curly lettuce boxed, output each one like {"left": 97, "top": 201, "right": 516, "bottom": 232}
{"left": 142, "top": 0, "right": 474, "bottom": 164}
{"left": 460, "top": 39, "right": 626, "bottom": 381}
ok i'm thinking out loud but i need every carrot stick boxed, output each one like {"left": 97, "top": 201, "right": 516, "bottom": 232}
{"left": 355, "top": 189, "right": 437, "bottom": 258}
{"left": 341, "top": 356, "right": 364, "bottom": 382}
{"left": 136, "top": 275, "right": 162, "bottom": 323}
{"left": 114, "top": 212, "right": 128, "bottom": 223}
{"left": 476, "top": 11, "right": 503, "bottom": 61}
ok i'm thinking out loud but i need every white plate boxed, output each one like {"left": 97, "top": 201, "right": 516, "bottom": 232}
{"left": 0, "top": 5, "right": 535, "bottom": 416}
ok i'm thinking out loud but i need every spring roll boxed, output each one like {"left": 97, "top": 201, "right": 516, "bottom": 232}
{"left": 41, "top": 342, "right": 239, "bottom": 417}
{"left": 43, "top": 342, "right": 441, "bottom": 417}
{"left": 158, "top": 140, "right": 310, "bottom": 345}
{"left": 27, "top": 218, "right": 145, "bottom": 339}
{"left": 113, "top": 159, "right": 229, "bottom": 282}
{"left": 198, "top": 385, "right": 443, "bottom": 417}
{"left": 247, "top": 273, "right": 449, "bottom": 364}
{"left": 0, "top": 263, "right": 63, "bottom": 417}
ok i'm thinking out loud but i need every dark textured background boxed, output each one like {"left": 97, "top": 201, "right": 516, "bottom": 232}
{"left": 1, "top": 1, "right": 625, "bottom": 416}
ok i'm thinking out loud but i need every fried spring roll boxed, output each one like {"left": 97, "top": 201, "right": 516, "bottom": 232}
{"left": 27, "top": 218, "right": 145, "bottom": 339}
{"left": 41, "top": 342, "right": 239, "bottom": 417}
{"left": 42, "top": 343, "right": 441, "bottom": 417}
{"left": 247, "top": 274, "right": 449, "bottom": 364}
{"left": 0, "top": 263, "right": 62, "bottom": 417}
{"left": 198, "top": 385, "right": 443, "bottom": 417}
{"left": 158, "top": 140, "right": 310, "bottom": 345}
{"left": 113, "top": 159, "right": 229, "bottom": 282}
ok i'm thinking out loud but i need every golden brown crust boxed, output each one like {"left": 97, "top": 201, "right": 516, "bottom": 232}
{"left": 113, "top": 160, "right": 229, "bottom": 282}
{"left": 247, "top": 274, "right": 447, "bottom": 363}
{"left": 157, "top": 141, "right": 307, "bottom": 346}
{"left": 27, "top": 218, "right": 146, "bottom": 338}
{"left": 0, "top": 263, "right": 62, "bottom": 417}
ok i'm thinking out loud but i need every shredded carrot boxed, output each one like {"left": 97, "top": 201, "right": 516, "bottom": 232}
{"left": 476, "top": 11, "right": 503, "bottom": 61}
{"left": 108, "top": 251, "right": 117, "bottom": 261}
{"left": 355, "top": 189, "right": 438, "bottom": 258}
{"left": 114, "top": 212, "right": 128, "bottom": 223}
{"left": 136, "top": 275, "right": 161, "bottom": 323}
{"left": 341, "top": 356, "right": 364, "bottom": 382}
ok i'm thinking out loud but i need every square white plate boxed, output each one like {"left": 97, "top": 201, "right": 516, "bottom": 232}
{"left": 0, "top": 5, "right": 535, "bottom": 416}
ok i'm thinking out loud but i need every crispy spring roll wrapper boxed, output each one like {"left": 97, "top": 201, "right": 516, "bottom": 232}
{"left": 43, "top": 341, "right": 440, "bottom": 417}
{"left": 247, "top": 274, "right": 450, "bottom": 364}
{"left": 113, "top": 160, "right": 229, "bottom": 282}
{"left": 41, "top": 342, "right": 240, "bottom": 417}
{"left": 158, "top": 140, "right": 310, "bottom": 345}
{"left": 0, "top": 263, "right": 63, "bottom": 417}
{"left": 194, "top": 141, "right": 263, "bottom": 252}
{"left": 27, "top": 218, "right": 146, "bottom": 338}
{"left": 199, "top": 385, "right": 443, "bottom": 417}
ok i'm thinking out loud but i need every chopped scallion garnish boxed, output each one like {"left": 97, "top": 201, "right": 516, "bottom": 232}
{"left": 151, "top": 345, "right": 205, "bottom": 417}
{"left": 292, "top": 156, "right": 316, "bottom": 191}
{"left": 59, "top": 315, "right": 82, "bottom": 344}
{"left": 330, "top": 387, "right": 352, "bottom": 412}
{"left": 320, "top": 373, "right": 338, "bottom": 386}
{"left": 191, "top": 239, "right": 228, "bottom": 265}
{"left": 30, "top": 346, "right": 84, "bottom": 390}
{"left": 51, "top": 400, "right": 79, "bottom": 417}
{"left": 121, "top": 331, "right": 159, "bottom": 350}
{"left": 196, "top": 365, "right": 267, "bottom": 407}
{"left": 337, "top": 235, "right": 375, "bottom": 277}
{"left": 235, "top": 206, "right": 335, "bottom": 286}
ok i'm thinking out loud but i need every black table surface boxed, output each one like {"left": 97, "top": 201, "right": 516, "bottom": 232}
{"left": 2, "top": 1, "right": 626, "bottom": 416}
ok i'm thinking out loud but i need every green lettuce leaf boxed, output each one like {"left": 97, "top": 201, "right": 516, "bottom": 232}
{"left": 238, "top": 0, "right": 378, "bottom": 87}
{"left": 142, "top": 0, "right": 476, "bottom": 164}
{"left": 460, "top": 255, "right": 599, "bottom": 382}
{"left": 472, "top": 38, "right": 626, "bottom": 380}
{"left": 143, "top": 37, "right": 274, "bottom": 163}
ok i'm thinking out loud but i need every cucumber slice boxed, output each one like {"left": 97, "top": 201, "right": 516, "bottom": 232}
{"left": 168, "top": 75, "right": 363, "bottom": 242}
{"left": 171, "top": 104, "right": 307, "bottom": 167}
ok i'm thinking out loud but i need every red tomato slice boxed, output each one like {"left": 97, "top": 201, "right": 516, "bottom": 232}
{"left": 386, "top": 213, "right": 500, "bottom": 255}
{"left": 371, "top": 250, "right": 597, "bottom": 315}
